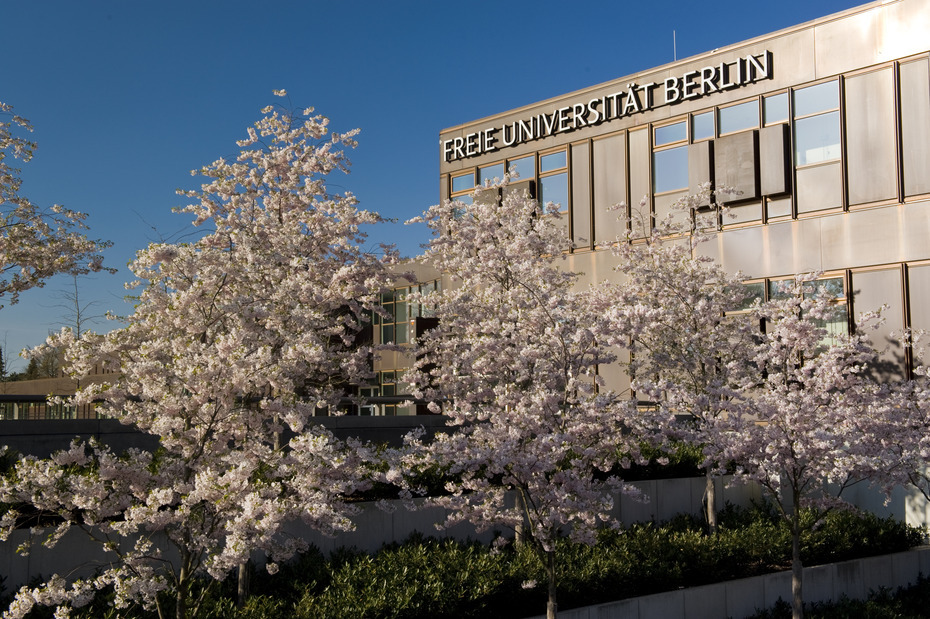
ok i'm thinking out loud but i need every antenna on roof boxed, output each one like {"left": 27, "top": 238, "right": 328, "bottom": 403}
{"left": 673, "top": 30, "right": 677, "bottom": 61}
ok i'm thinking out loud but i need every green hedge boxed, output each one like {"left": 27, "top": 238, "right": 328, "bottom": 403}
{"left": 39, "top": 503, "right": 918, "bottom": 619}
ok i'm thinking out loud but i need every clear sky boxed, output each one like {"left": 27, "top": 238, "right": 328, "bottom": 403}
{"left": 1, "top": 0, "right": 866, "bottom": 370}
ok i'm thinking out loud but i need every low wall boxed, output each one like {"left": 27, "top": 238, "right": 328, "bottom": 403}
{"left": 0, "top": 415, "right": 451, "bottom": 458}
{"left": 0, "top": 476, "right": 755, "bottom": 591}
{"left": 524, "top": 546, "right": 930, "bottom": 619}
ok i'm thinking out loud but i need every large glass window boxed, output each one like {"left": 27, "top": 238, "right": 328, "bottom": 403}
{"left": 653, "top": 147, "right": 688, "bottom": 193}
{"left": 451, "top": 172, "right": 475, "bottom": 194}
{"left": 718, "top": 100, "right": 759, "bottom": 134}
{"left": 539, "top": 173, "right": 568, "bottom": 211}
{"left": 793, "top": 80, "right": 842, "bottom": 213}
{"left": 766, "top": 275, "right": 848, "bottom": 346}
{"left": 763, "top": 92, "right": 788, "bottom": 125}
{"left": 478, "top": 162, "right": 504, "bottom": 185}
{"left": 653, "top": 120, "right": 688, "bottom": 195}
{"left": 540, "top": 150, "right": 567, "bottom": 172}
{"left": 377, "top": 280, "right": 441, "bottom": 344}
{"left": 793, "top": 81, "right": 840, "bottom": 166}
{"left": 539, "top": 149, "right": 568, "bottom": 211}
{"left": 508, "top": 155, "right": 535, "bottom": 181}
{"left": 692, "top": 112, "right": 714, "bottom": 141}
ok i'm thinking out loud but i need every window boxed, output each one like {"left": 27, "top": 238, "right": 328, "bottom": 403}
{"left": 451, "top": 172, "right": 475, "bottom": 194}
{"left": 793, "top": 82, "right": 840, "bottom": 166}
{"left": 376, "top": 280, "right": 441, "bottom": 345}
{"left": 692, "top": 112, "right": 714, "bottom": 141}
{"left": 539, "top": 149, "right": 568, "bottom": 211}
{"left": 478, "top": 162, "right": 504, "bottom": 186}
{"left": 718, "top": 100, "right": 759, "bottom": 135}
{"left": 508, "top": 155, "right": 535, "bottom": 181}
{"left": 450, "top": 171, "right": 476, "bottom": 206}
{"left": 793, "top": 80, "right": 842, "bottom": 213}
{"left": 763, "top": 92, "right": 788, "bottom": 125}
{"left": 765, "top": 275, "right": 849, "bottom": 347}
{"left": 652, "top": 120, "right": 688, "bottom": 194}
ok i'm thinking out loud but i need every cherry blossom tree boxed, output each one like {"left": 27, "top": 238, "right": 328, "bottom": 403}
{"left": 403, "top": 181, "right": 643, "bottom": 619}
{"left": 0, "top": 101, "right": 111, "bottom": 308}
{"left": 607, "top": 188, "right": 758, "bottom": 533}
{"left": 721, "top": 275, "right": 895, "bottom": 619}
{"left": 0, "top": 92, "right": 396, "bottom": 619}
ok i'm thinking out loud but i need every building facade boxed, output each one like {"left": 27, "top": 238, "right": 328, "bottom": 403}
{"left": 433, "top": 0, "right": 930, "bottom": 397}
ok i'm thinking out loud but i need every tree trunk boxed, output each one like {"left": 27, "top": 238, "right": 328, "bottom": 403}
{"left": 237, "top": 560, "right": 251, "bottom": 608}
{"left": 705, "top": 467, "right": 717, "bottom": 534}
{"left": 791, "top": 501, "right": 804, "bottom": 619}
{"left": 176, "top": 563, "right": 188, "bottom": 619}
{"left": 546, "top": 549, "right": 558, "bottom": 619}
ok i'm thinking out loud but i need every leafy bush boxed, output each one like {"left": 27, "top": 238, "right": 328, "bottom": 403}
{"left": 48, "top": 504, "right": 922, "bottom": 619}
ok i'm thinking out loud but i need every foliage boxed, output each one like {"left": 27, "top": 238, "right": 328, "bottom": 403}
{"left": 0, "top": 101, "right": 112, "bottom": 307}
{"left": 749, "top": 575, "right": 930, "bottom": 619}
{"left": 0, "top": 92, "right": 396, "bottom": 619}
{"left": 50, "top": 505, "right": 920, "bottom": 619}
{"left": 607, "top": 187, "right": 759, "bottom": 532}
{"left": 721, "top": 274, "right": 904, "bottom": 618}
{"left": 402, "top": 180, "right": 643, "bottom": 618}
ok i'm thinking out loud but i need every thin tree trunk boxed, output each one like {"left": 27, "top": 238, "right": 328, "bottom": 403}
{"left": 546, "top": 549, "right": 558, "bottom": 619}
{"left": 705, "top": 467, "right": 717, "bottom": 534}
{"left": 176, "top": 563, "right": 188, "bottom": 619}
{"left": 791, "top": 500, "right": 804, "bottom": 619}
{"left": 237, "top": 560, "right": 251, "bottom": 608}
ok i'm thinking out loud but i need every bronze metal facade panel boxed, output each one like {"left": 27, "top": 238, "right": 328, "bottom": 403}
{"left": 908, "top": 264, "right": 930, "bottom": 367}
{"left": 571, "top": 142, "right": 592, "bottom": 249}
{"left": 851, "top": 268, "right": 906, "bottom": 380}
{"left": 901, "top": 59, "right": 930, "bottom": 197}
{"left": 715, "top": 131, "right": 759, "bottom": 200}
{"left": 819, "top": 202, "right": 930, "bottom": 270}
{"left": 628, "top": 128, "right": 651, "bottom": 234}
{"left": 688, "top": 140, "right": 713, "bottom": 206}
{"left": 697, "top": 218, "right": 826, "bottom": 279}
{"left": 845, "top": 68, "right": 897, "bottom": 205}
{"left": 796, "top": 162, "right": 843, "bottom": 213}
{"left": 760, "top": 124, "right": 790, "bottom": 196}
{"left": 813, "top": 6, "right": 882, "bottom": 79}
{"left": 593, "top": 133, "right": 627, "bottom": 244}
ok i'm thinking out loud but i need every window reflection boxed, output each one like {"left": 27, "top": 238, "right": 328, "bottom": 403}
{"left": 795, "top": 111, "right": 840, "bottom": 165}
{"left": 539, "top": 173, "right": 568, "bottom": 211}
{"left": 794, "top": 81, "right": 839, "bottom": 117}
{"left": 719, "top": 101, "right": 759, "bottom": 134}
{"left": 540, "top": 151, "right": 567, "bottom": 172}
{"left": 452, "top": 173, "right": 475, "bottom": 193}
{"left": 508, "top": 155, "right": 535, "bottom": 181}
{"left": 478, "top": 163, "right": 504, "bottom": 185}
{"left": 653, "top": 146, "right": 688, "bottom": 194}
{"left": 692, "top": 112, "right": 714, "bottom": 140}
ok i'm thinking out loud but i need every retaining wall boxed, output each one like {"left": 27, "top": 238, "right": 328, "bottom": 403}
{"left": 525, "top": 546, "right": 930, "bottom": 619}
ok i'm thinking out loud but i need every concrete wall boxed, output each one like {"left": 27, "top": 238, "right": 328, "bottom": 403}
{"left": 0, "top": 415, "right": 452, "bottom": 458}
{"left": 524, "top": 546, "right": 930, "bottom": 619}
{"left": 0, "top": 476, "right": 755, "bottom": 592}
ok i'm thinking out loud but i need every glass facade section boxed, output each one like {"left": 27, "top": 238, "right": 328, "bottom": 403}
{"left": 451, "top": 173, "right": 474, "bottom": 193}
{"left": 718, "top": 101, "right": 758, "bottom": 134}
{"left": 540, "top": 150, "right": 567, "bottom": 172}
{"left": 794, "top": 81, "right": 839, "bottom": 117}
{"left": 655, "top": 121, "right": 687, "bottom": 146}
{"left": 763, "top": 93, "right": 788, "bottom": 125}
{"left": 794, "top": 112, "right": 840, "bottom": 165}
{"left": 539, "top": 173, "right": 568, "bottom": 211}
{"left": 692, "top": 112, "right": 714, "bottom": 140}
{"left": 477, "top": 163, "right": 504, "bottom": 185}
{"left": 652, "top": 146, "right": 688, "bottom": 193}
{"left": 508, "top": 155, "right": 535, "bottom": 181}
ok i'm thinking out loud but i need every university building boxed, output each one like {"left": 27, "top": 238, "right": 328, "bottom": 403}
{"left": 378, "top": 0, "right": 929, "bottom": 407}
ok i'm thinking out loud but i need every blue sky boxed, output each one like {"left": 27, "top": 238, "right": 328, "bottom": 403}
{"left": 1, "top": 0, "right": 865, "bottom": 370}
